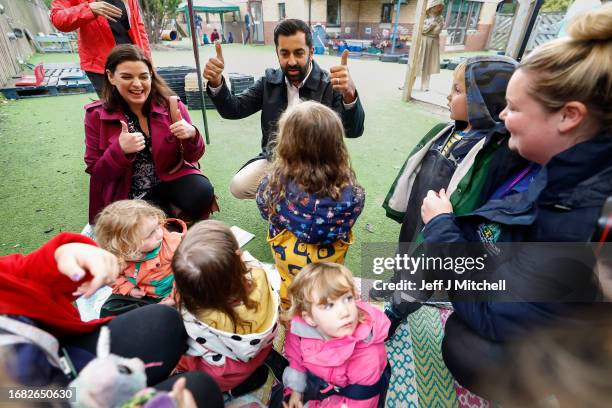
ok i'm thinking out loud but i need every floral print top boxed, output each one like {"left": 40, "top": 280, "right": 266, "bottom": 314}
{"left": 256, "top": 177, "right": 365, "bottom": 245}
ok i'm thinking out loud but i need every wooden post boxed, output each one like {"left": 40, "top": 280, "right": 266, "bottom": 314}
{"left": 505, "top": 0, "right": 536, "bottom": 59}
{"left": 402, "top": 0, "right": 428, "bottom": 102}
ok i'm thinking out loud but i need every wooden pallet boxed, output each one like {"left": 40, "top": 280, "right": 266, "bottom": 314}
{"left": 1, "top": 64, "right": 94, "bottom": 99}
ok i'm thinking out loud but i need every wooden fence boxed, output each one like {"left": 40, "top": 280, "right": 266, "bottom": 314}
{"left": 525, "top": 12, "right": 564, "bottom": 52}
{"left": 487, "top": 13, "right": 514, "bottom": 51}
{"left": 487, "top": 11, "right": 564, "bottom": 53}
{"left": 0, "top": 0, "right": 54, "bottom": 87}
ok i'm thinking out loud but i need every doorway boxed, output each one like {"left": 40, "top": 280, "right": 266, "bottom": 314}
{"left": 249, "top": 1, "right": 264, "bottom": 43}
{"left": 444, "top": 0, "right": 482, "bottom": 46}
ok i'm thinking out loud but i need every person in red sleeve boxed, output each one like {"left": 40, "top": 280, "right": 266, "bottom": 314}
{"left": 50, "top": 0, "right": 152, "bottom": 96}
{"left": 0, "top": 233, "right": 222, "bottom": 403}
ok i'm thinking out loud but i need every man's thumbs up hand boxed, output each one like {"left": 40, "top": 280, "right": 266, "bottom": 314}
{"left": 340, "top": 48, "right": 349, "bottom": 66}
{"left": 330, "top": 49, "right": 357, "bottom": 103}
{"left": 215, "top": 41, "right": 224, "bottom": 61}
{"left": 204, "top": 41, "right": 225, "bottom": 88}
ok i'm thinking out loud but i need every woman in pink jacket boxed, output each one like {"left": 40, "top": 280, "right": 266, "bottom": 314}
{"left": 85, "top": 44, "right": 217, "bottom": 225}
{"left": 51, "top": 0, "right": 151, "bottom": 96}
{"left": 283, "top": 262, "right": 391, "bottom": 408}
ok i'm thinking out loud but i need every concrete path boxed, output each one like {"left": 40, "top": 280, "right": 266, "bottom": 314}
{"left": 152, "top": 41, "right": 452, "bottom": 114}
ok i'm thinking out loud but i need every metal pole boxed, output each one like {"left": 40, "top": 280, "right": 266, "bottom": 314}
{"left": 516, "top": 0, "right": 544, "bottom": 61}
{"left": 187, "top": 0, "right": 210, "bottom": 144}
{"left": 220, "top": 12, "right": 225, "bottom": 38}
{"left": 391, "top": 0, "right": 401, "bottom": 54}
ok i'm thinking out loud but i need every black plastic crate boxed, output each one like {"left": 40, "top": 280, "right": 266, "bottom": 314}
{"left": 228, "top": 73, "right": 254, "bottom": 96}
{"left": 186, "top": 90, "right": 216, "bottom": 110}
{"left": 157, "top": 66, "right": 196, "bottom": 103}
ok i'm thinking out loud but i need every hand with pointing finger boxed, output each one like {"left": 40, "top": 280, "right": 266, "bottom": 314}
{"left": 118, "top": 121, "right": 146, "bottom": 154}
{"left": 169, "top": 108, "right": 197, "bottom": 140}
{"left": 88, "top": 1, "right": 123, "bottom": 23}
{"left": 55, "top": 243, "right": 120, "bottom": 298}
{"left": 329, "top": 49, "right": 357, "bottom": 104}
{"left": 203, "top": 42, "right": 225, "bottom": 88}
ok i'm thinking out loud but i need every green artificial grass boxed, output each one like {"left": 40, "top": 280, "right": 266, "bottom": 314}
{"left": 0, "top": 51, "right": 444, "bottom": 277}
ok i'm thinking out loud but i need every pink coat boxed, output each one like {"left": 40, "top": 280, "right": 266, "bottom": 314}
{"left": 84, "top": 100, "right": 205, "bottom": 224}
{"left": 283, "top": 301, "right": 390, "bottom": 408}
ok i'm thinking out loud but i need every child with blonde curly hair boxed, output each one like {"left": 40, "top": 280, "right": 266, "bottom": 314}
{"left": 95, "top": 199, "right": 186, "bottom": 317}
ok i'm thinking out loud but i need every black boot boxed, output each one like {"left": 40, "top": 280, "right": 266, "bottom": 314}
{"left": 385, "top": 301, "right": 423, "bottom": 341}
{"left": 263, "top": 348, "right": 289, "bottom": 383}
{"left": 384, "top": 307, "right": 405, "bottom": 341}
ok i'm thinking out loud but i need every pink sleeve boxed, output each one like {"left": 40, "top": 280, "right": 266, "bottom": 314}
{"left": 84, "top": 108, "right": 134, "bottom": 182}
{"left": 178, "top": 101, "right": 205, "bottom": 163}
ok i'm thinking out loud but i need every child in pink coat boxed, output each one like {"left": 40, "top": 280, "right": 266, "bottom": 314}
{"left": 282, "top": 262, "right": 391, "bottom": 408}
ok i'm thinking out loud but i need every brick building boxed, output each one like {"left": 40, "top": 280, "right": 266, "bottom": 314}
{"left": 254, "top": 0, "right": 502, "bottom": 52}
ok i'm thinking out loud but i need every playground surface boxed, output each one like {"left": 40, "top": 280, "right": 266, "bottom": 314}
{"left": 0, "top": 44, "right": 499, "bottom": 407}
{"left": 0, "top": 44, "right": 453, "bottom": 274}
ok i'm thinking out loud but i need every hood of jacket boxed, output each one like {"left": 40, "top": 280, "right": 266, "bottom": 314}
{"left": 277, "top": 182, "right": 365, "bottom": 244}
{"left": 289, "top": 301, "right": 389, "bottom": 367}
{"left": 461, "top": 55, "right": 518, "bottom": 134}
{"left": 182, "top": 268, "right": 280, "bottom": 366}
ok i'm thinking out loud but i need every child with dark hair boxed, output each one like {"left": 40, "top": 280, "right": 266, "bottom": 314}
{"left": 172, "top": 220, "right": 279, "bottom": 393}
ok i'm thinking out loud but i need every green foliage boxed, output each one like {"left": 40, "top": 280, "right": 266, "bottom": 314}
{"left": 43, "top": 0, "right": 52, "bottom": 9}
{"left": 139, "top": 0, "right": 181, "bottom": 43}
{"left": 542, "top": 0, "right": 573, "bottom": 13}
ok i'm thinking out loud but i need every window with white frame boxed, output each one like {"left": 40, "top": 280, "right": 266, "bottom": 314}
{"left": 278, "top": 3, "right": 286, "bottom": 20}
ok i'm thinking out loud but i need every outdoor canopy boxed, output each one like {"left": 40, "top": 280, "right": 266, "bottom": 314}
{"left": 178, "top": 0, "right": 247, "bottom": 145}
{"left": 177, "top": 0, "right": 239, "bottom": 14}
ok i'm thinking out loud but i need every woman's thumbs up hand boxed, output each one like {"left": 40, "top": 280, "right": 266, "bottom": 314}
{"left": 169, "top": 108, "right": 197, "bottom": 140}
{"left": 118, "top": 120, "right": 146, "bottom": 154}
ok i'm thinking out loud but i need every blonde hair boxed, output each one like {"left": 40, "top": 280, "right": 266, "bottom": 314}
{"left": 519, "top": 4, "right": 612, "bottom": 132}
{"left": 172, "top": 220, "right": 257, "bottom": 330}
{"left": 263, "top": 101, "right": 360, "bottom": 212}
{"left": 94, "top": 200, "right": 166, "bottom": 261}
{"left": 285, "top": 262, "right": 358, "bottom": 320}
{"left": 454, "top": 61, "right": 466, "bottom": 81}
